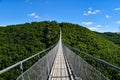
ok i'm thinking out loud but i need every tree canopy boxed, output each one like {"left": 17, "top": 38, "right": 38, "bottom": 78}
{"left": 0, "top": 21, "right": 120, "bottom": 80}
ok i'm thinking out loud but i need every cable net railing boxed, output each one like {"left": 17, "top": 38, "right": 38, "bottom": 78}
{"left": 1, "top": 40, "right": 119, "bottom": 80}
{"left": 16, "top": 43, "right": 59, "bottom": 80}
{"left": 62, "top": 43, "right": 109, "bottom": 80}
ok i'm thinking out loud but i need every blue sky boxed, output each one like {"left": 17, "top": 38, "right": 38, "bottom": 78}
{"left": 0, "top": 0, "right": 120, "bottom": 32}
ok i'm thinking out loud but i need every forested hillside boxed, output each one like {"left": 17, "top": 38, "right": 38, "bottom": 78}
{"left": 0, "top": 21, "right": 120, "bottom": 80}
{"left": 61, "top": 23, "right": 120, "bottom": 80}
{"left": 0, "top": 21, "right": 60, "bottom": 80}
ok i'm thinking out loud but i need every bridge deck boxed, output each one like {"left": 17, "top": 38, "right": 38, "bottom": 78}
{"left": 48, "top": 38, "right": 73, "bottom": 80}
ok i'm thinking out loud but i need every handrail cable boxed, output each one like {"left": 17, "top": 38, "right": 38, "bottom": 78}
{"left": 0, "top": 45, "right": 55, "bottom": 75}
{"left": 65, "top": 43, "right": 120, "bottom": 71}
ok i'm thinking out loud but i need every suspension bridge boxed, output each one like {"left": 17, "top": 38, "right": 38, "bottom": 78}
{"left": 0, "top": 30, "right": 120, "bottom": 80}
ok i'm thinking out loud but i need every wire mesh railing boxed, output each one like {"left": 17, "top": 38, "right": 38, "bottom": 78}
{"left": 16, "top": 43, "right": 59, "bottom": 80}
{"left": 62, "top": 43, "right": 109, "bottom": 80}
{"left": 0, "top": 43, "right": 59, "bottom": 80}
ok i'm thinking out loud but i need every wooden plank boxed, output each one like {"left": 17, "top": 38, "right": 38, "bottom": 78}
{"left": 49, "top": 40, "right": 71, "bottom": 80}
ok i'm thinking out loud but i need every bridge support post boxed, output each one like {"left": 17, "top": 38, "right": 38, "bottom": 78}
{"left": 100, "top": 62, "right": 104, "bottom": 73}
{"left": 20, "top": 61, "right": 23, "bottom": 74}
{"left": 20, "top": 61, "right": 23, "bottom": 80}
{"left": 38, "top": 54, "right": 40, "bottom": 60}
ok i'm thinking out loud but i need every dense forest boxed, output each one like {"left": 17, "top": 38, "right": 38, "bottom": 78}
{"left": 61, "top": 23, "right": 120, "bottom": 80}
{"left": 0, "top": 21, "right": 120, "bottom": 80}
{"left": 0, "top": 21, "right": 60, "bottom": 80}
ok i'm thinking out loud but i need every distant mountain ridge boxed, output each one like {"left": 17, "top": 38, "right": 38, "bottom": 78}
{"left": 95, "top": 32, "right": 120, "bottom": 46}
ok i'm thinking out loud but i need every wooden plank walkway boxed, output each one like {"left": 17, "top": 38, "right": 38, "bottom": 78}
{"left": 48, "top": 35, "right": 73, "bottom": 80}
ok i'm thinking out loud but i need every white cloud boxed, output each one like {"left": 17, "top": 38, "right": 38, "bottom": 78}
{"left": 88, "top": 7, "right": 92, "bottom": 10}
{"left": 82, "top": 22, "right": 93, "bottom": 26}
{"left": 114, "top": 8, "right": 120, "bottom": 11}
{"left": 34, "top": 15, "right": 40, "bottom": 18}
{"left": 25, "top": 0, "right": 29, "bottom": 3}
{"left": 105, "top": 15, "right": 111, "bottom": 18}
{"left": 25, "top": 0, "right": 32, "bottom": 5}
{"left": 88, "top": 25, "right": 102, "bottom": 31}
{"left": 89, "top": 27, "right": 100, "bottom": 31}
{"left": 83, "top": 8, "right": 100, "bottom": 16}
{"left": 95, "top": 25, "right": 102, "bottom": 28}
{"left": 28, "top": 13, "right": 35, "bottom": 17}
{"left": 0, "top": 25, "right": 6, "bottom": 27}
{"left": 105, "top": 25, "right": 109, "bottom": 28}
{"left": 28, "top": 12, "right": 40, "bottom": 19}
{"left": 117, "top": 21, "right": 120, "bottom": 24}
